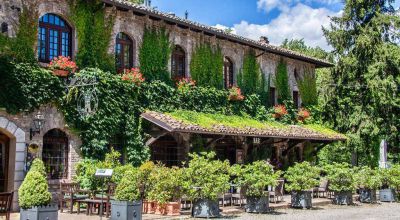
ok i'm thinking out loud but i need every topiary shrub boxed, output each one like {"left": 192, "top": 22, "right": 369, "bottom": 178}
{"left": 324, "top": 163, "right": 357, "bottom": 192}
{"left": 18, "top": 170, "right": 52, "bottom": 209}
{"left": 112, "top": 164, "right": 136, "bottom": 185}
{"left": 379, "top": 164, "right": 400, "bottom": 189}
{"left": 355, "top": 166, "right": 382, "bottom": 190}
{"left": 114, "top": 170, "right": 141, "bottom": 201}
{"left": 29, "top": 158, "right": 46, "bottom": 177}
{"left": 284, "top": 161, "right": 320, "bottom": 192}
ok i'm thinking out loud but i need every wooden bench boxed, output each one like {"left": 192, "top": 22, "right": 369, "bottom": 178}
{"left": 0, "top": 192, "right": 13, "bottom": 220}
{"left": 59, "top": 181, "right": 90, "bottom": 213}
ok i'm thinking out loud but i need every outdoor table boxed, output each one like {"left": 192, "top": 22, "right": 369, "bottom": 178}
{"left": 76, "top": 199, "right": 109, "bottom": 216}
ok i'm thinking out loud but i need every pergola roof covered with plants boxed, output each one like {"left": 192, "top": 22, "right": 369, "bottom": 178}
{"left": 141, "top": 110, "right": 347, "bottom": 142}
{"left": 103, "top": 0, "right": 333, "bottom": 68}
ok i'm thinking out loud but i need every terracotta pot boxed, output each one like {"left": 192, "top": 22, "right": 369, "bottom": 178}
{"left": 53, "top": 69, "right": 69, "bottom": 77}
{"left": 155, "top": 202, "right": 180, "bottom": 216}
{"left": 142, "top": 200, "right": 156, "bottom": 214}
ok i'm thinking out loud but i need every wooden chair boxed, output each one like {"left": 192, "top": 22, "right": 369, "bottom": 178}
{"left": 0, "top": 192, "right": 13, "bottom": 220}
{"left": 313, "top": 179, "right": 329, "bottom": 198}
{"left": 218, "top": 191, "right": 233, "bottom": 207}
{"left": 94, "top": 183, "right": 116, "bottom": 217}
{"left": 231, "top": 187, "right": 245, "bottom": 207}
{"left": 269, "top": 180, "right": 284, "bottom": 203}
{"left": 59, "top": 181, "right": 90, "bottom": 213}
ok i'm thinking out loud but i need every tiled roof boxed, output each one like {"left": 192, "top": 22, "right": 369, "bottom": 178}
{"left": 103, "top": 0, "right": 333, "bottom": 68}
{"left": 141, "top": 111, "right": 347, "bottom": 142}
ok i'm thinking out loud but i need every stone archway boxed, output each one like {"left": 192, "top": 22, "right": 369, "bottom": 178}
{"left": 0, "top": 117, "right": 26, "bottom": 210}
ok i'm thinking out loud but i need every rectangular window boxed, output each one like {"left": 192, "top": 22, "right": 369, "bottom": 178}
{"left": 269, "top": 87, "right": 276, "bottom": 106}
{"left": 293, "top": 91, "right": 299, "bottom": 109}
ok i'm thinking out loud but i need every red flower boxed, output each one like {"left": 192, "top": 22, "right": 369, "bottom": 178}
{"left": 228, "top": 86, "right": 245, "bottom": 101}
{"left": 121, "top": 68, "right": 145, "bottom": 86}
{"left": 48, "top": 56, "right": 77, "bottom": 72}
{"left": 297, "top": 108, "right": 310, "bottom": 122}
{"left": 176, "top": 77, "right": 196, "bottom": 93}
{"left": 273, "top": 105, "right": 288, "bottom": 118}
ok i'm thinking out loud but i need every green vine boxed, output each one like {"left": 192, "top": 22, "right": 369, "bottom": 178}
{"left": 190, "top": 43, "right": 223, "bottom": 89}
{"left": 139, "top": 27, "right": 172, "bottom": 82}
{"left": 275, "top": 59, "right": 291, "bottom": 104}
{"left": 69, "top": 0, "right": 115, "bottom": 72}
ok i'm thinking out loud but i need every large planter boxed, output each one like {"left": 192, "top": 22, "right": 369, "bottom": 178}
{"left": 155, "top": 202, "right": 180, "bottom": 216}
{"left": 142, "top": 200, "right": 155, "bottom": 214}
{"left": 20, "top": 205, "right": 58, "bottom": 220}
{"left": 111, "top": 200, "right": 142, "bottom": 220}
{"left": 359, "top": 189, "right": 377, "bottom": 203}
{"left": 291, "top": 191, "right": 312, "bottom": 209}
{"left": 333, "top": 191, "right": 353, "bottom": 205}
{"left": 192, "top": 199, "right": 220, "bottom": 218}
{"left": 245, "top": 195, "right": 269, "bottom": 213}
{"left": 379, "top": 189, "right": 397, "bottom": 202}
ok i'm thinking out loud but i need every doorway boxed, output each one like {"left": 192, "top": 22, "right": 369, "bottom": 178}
{"left": 0, "top": 132, "right": 9, "bottom": 192}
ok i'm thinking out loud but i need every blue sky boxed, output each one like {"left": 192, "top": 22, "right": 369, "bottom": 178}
{"left": 151, "top": 0, "right": 400, "bottom": 50}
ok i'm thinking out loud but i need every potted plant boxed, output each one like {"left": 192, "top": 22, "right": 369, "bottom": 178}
{"left": 379, "top": 164, "right": 400, "bottom": 202}
{"left": 111, "top": 169, "right": 142, "bottom": 220}
{"left": 272, "top": 104, "right": 288, "bottom": 119}
{"left": 284, "top": 162, "right": 320, "bottom": 209}
{"left": 228, "top": 86, "right": 245, "bottom": 101}
{"left": 148, "top": 165, "right": 183, "bottom": 216}
{"left": 297, "top": 108, "right": 310, "bottom": 122}
{"left": 137, "top": 161, "right": 156, "bottom": 214}
{"left": 48, "top": 56, "right": 77, "bottom": 77}
{"left": 232, "top": 161, "right": 281, "bottom": 213}
{"left": 355, "top": 166, "right": 382, "bottom": 203}
{"left": 176, "top": 77, "right": 196, "bottom": 93}
{"left": 183, "top": 152, "right": 230, "bottom": 218}
{"left": 121, "top": 68, "right": 145, "bottom": 86}
{"left": 19, "top": 159, "right": 57, "bottom": 220}
{"left": 325, "top": 163, "right": 356, "bottom": 205}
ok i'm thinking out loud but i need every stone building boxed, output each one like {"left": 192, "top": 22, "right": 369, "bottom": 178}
{"left": 0, "top": 0, "right": 334, "bottom": 210}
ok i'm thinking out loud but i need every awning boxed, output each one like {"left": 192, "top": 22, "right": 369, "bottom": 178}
{"left": 141, "top": 110, "right": 347, "bottom": 142}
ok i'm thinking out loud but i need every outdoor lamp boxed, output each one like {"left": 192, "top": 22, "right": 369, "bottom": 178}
{"left": 30, "top": 111, "right": 46, "bottom": 140}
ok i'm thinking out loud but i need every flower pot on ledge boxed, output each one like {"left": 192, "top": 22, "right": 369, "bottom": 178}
{"left": 52, "top": 69, "right": 69, "bottom": 77}
{"left": 20, "top": 205, "right": 58, "bottom": 220}
{"left": 142, "top": 200, "right": 155, "bottom": 214}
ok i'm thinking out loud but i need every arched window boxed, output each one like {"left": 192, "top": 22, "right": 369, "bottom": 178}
{"left": 115, "top": 32, "right": 134, "bottom": 72}
{"left": 171, "top": 45, "right": 185, "bottom": 80}
{"left": 1, "top": 22, "right": 8, "bottom": 34}
{"left": 294, "top": 68, "right": 299, "bottom": 81}
{"left": 223, "top": 57, "right": 234, "bottom": 89}
{"left": 38, "top": 14, "right": 72, "bottom": 63}
{"left": 43, "top": 129, "right": 68, "bottom": 179}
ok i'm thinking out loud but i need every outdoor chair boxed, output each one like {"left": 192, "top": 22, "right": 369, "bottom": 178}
{"left": 231, "top": 187, "right": 245, "bottom": 207}
{"left": 59, "top": 180, "right": 90, "bottom": 213}
{"left": 218, "top": 191, "right": 233, "bottom": 207}
{"left": 269, "top": 179, "right": 284, "bottom": 203}
{"left": 0, "top": 192, "right": 13, "bottom": 220}
{"left": 313, "top": 179, "right": 329, "bottom": 198}
{"left": 181, "top": 195, "right": 192, "bottom": 210}
{"left": 93, "top": 183, "right": 116, "bottom": 217}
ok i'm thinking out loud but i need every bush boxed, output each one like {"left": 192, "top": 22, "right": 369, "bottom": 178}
{"left": 379, "top": 164, "right": 400, "bottom": 189}
{"left": 183, "top": 152, "right": 230, "bottom": 200}
{"left": 232, "top": 161, "right": 281, "bottom": 197}
{"left": 29, "top": 158, "right": 46, "bottom": 177}
{"left": 74, "top": 159, "right": 101, "bottom": 191}
{"left": 112, "top": 164, "right": 136, "bottom": 185}
{"left": 19, "top": 166, "right": 52, "bottom": 209}
{"left": 138, "top": 161, "right": 156, "bottom": 197}
{"left": 284, "top": 162, "right": 320, "bottom": 191}
{"left": 114, "top": 170, "right": 141, "bottom": 201}
{"left": 355, "top": 166, "right": 382, "bottom": 190}
{"left": 147, "top": 164, "right": 184, "bottom": 204}
{"left": 325, "top": 163, "right": 356, "bottom": 192}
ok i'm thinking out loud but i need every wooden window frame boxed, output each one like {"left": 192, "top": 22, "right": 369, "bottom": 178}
{"left": 224, "top": 57, "right": 234, "bottom": 89}
{"left": 115, "top": 33, "right": 134, "bottom": 72}
{"left": 171, "top": 46, "right": 186, "bottom": 80}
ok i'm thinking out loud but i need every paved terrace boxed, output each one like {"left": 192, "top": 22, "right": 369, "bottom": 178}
{"left": 8, "top": 196, "right": 400, "bottom": 220}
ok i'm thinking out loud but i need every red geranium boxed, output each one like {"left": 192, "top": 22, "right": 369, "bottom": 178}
{"left": 49, "top": 56, "right": 77, "bottom": 72}
{"left": 273, "top": 104, "right": 288, "bottom": 118}
{"left": 176, "top": 77, "right": 196, "bottom": 93}
{"left": 121, "top": 68, "right": 145, "bottom": 86}
{"left": 228, "top": 86, "right": 245, "bottom": 101}
{"left": 297, "top": 108, "right": 311, "bottom": 122}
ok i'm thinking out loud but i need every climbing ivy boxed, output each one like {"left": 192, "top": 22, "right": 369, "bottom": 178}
{"left": 139, "top": 27, "right": 172, "bottom": 82}
{"left": 190, "top": 44, "right": 223, "bottom": 89}
{"left": 275, "top": 59, "right": 291, "bottom": 104}
{"left": 297, "top": 71, "right": 318, "bottom": 107}
{"left": 69, "top": 0, "right": 115, "bottom": 72}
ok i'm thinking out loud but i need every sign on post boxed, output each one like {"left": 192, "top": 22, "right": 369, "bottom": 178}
{"left": 95, "top": 169, "right": 113, "bottom": 177}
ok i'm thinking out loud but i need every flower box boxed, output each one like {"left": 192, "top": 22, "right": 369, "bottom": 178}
{"left": 52, "top": 69, "right": 69, "bottom": 77}
{"left": 154, "top": 202, "right": 180, "bottom": 216}
{"left": 142, "top": 200, "right": 155, "bottom": 214}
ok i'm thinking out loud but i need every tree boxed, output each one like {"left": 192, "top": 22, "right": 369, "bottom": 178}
{"left": 322, "top": 0, "right": 400, "bottom": 166}
{"left": 274, "top": 59, "right": 291, "bottom": 104}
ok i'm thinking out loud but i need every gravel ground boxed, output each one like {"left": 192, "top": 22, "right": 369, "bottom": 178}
{"left": 220, "top": 203, "right": 400, "bottom": 220}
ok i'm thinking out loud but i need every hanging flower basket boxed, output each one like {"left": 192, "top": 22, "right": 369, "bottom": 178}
{"left": 228, "top": 86, "right": 245, "bottom": 101}
{"left": 48, "top": 56, "right": 77, "bottom": 78}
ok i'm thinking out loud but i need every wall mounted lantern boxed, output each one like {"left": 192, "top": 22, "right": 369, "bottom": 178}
{"left": 30, "top": 111, "right": 46, "bottom": 140}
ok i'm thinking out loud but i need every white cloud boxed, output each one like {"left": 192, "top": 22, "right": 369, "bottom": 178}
{"left": 213, "top": 24, "right": 237, "bottom": 35}
{"left": 257, "top": 0, "right": 341, "bottom": 13}
{"left": 233, "top": 3, "right": 340, "bottom": 50}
